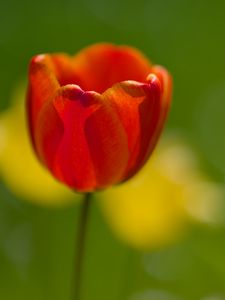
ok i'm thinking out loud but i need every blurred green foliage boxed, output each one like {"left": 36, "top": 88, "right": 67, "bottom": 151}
{"left": 1, "top": 0, "right": 225, "bottom": 299}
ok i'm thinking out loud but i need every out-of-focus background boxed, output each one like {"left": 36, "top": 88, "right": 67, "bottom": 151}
{"left": 1, "top": 0, "right": 225, "bottom": 299}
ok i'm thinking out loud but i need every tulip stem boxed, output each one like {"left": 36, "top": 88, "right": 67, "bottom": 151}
{"left": 73, "top": 192, "right": 91, "bottom": 300}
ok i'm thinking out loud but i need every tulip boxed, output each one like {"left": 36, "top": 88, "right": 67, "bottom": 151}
{"left": 27, "top": 43, "right": 172, "bottom": 192}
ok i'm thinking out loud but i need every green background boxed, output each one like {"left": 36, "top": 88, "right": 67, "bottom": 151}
{"left": 1, "top": 0, "right": 225, "bottom": 299}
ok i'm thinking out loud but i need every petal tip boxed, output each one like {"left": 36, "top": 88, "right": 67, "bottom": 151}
{"left": 30, "top": 54, "right": 47, "bottom": 68}
{"left": 55, "top": 85, "right": 84, "bottom": 103}
{"left": 145, "top": 73, "right": 162, "bottom": 99}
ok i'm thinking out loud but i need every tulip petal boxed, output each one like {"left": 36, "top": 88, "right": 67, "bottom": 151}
{"left": 120, "top": 66, "right": 172, "bottom": 179}
{"left": 149, "top": 65, "right": 172, "bottom": 113}
{"left": 73, "top": 43, "right": 152, "bottom": 93}
{"left": 50, "top": 54, "right": 82, "bottom": 87}
{"left": 37, "top": 85, "right": 129, "bottom": 192}
{"left": 35, "top": 99, "right": 64, "bottom": 172}
{"left": 144, "top": 66, "right": 173, "bottom": 161}
{"left": 27, "top": 55, "right": 60, "bottom": 147}
{"left": 102, "top": 74, "right": 170, "bottom": 181}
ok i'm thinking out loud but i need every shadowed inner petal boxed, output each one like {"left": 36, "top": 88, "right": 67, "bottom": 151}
{"left": 50, "top": 44, "right": 152, "bottom": 93}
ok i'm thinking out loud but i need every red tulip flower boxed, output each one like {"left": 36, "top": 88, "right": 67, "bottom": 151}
{"left": 27, "top": 43, "right": 172, "bottom": 192}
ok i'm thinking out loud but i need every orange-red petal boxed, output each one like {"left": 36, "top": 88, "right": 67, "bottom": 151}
{"left": 27, "top": 55, "right": 60, "bottom": 148}
{"left": 50, "top": 54, "right": 82, "bottom": 87}
{"left": 144, "top": 66, "right": 173, "bottom": 159}
{"left": 102, "top": 76, "right": 164, "bottom": 180}
{"left": 36, "top": 85, "right": 130, "bottom": 192}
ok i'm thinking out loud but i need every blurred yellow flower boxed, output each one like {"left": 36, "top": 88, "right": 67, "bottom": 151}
{"left": 0, "top": 84, "right": 78, "bottom": 206}
{"left": 98, "top": 136, "right": 224, "bottom": 250}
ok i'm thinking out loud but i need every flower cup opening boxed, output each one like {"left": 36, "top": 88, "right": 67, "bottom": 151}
{"left": 50, "top": 44, "right": 153, "bottom": 94}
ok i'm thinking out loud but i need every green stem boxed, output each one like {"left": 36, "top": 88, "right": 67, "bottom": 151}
{"left": 73, "top": 193, "right": 91, "bottom": 300}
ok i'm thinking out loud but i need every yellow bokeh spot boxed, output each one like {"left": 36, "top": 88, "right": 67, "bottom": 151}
{"left": 0, "top": 84, "right": 79, "bottom": 206}
{"left": 99, "top": 136, "right": 224, "bottom": 250}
